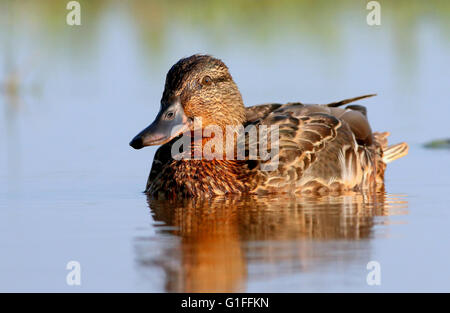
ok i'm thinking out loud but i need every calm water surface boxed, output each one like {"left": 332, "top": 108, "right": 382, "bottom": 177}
{"left": 0, "top": 0, "right": 449, "bottom": 292}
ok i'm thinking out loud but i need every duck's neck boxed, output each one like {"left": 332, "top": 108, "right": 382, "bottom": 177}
{"left": 173, "top": 124, "right": 246, "bottom": 160}
{"left": 170, "top": 158, "right": 251, "bottom": 196}
{"left": 165, "top": 127, "right": 254, "bottom": 196}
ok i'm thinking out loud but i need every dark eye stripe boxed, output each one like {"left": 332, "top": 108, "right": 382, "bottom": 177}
{"left": 214, "top": 75, "right": 228, "bottom": 83}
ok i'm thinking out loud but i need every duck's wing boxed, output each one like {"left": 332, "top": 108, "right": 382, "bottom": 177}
{"left": 246, "top": 95, "right": 375, "bottom": 145}
{"left": 245, "top": 94, "right": 375, "bottom": 120}
{"left": 248, "top": 107, "right": 343, "bottom": 193}
{"left": 246, "top": 96, "right": 380, "bottom": 194}
{"left": 245, "top": 103, "right": 283, "bottom": 123}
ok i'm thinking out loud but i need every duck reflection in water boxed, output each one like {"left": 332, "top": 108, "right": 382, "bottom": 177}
{"left": 135, "top": 192, "right": 407, "bottom": 292}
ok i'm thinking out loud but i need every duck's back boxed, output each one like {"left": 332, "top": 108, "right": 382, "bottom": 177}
{"left": 245, "top": 95, "right": 409, "bottom": 194}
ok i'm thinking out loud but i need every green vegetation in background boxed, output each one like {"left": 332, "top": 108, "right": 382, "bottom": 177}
{"left": 1, "top": 0, "right": 449, "bottom": 98}
{"left": 424, "top": 139, "right": 450, "bottom": 149}
{"left": 1, "top": 0, "right": 449, "bottom": 51}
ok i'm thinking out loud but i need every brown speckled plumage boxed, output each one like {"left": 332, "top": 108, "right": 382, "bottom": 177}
{"left": 138, "top": 55, "right": 409, "bottom": 198}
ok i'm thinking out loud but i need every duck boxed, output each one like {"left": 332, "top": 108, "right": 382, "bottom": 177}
{"left": 129, "top": 54, "right": 409, "bottom": 198}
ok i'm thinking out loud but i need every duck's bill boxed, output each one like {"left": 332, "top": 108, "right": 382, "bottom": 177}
{"left": 129, "top": 101, "right": 191, "bottom": 149}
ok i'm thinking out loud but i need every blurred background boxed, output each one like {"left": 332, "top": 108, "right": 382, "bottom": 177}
{"left": 0, "top": 0, "right": 449, "bottom": 292}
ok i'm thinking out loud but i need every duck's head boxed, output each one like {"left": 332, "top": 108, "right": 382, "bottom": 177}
{"left": 130, "top": 54, "right": 245, "bottom": 149}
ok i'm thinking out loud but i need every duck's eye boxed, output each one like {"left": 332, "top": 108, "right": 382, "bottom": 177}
{"left": 165, "top": 111, "right": 175, "bottom": 120}
{"left": 201, "top": 75, "right": 212, "bottom": 86}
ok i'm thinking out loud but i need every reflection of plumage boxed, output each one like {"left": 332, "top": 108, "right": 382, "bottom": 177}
{"left": 136, "top": 193, "right": 408, "bottom": 292}
{"left": 136, "top": 55, "right": 408, "bottom": 197}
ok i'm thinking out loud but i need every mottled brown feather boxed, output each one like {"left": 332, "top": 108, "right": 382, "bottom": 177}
{"left": 141, "top": 55, "right": 408, "bottom": 198}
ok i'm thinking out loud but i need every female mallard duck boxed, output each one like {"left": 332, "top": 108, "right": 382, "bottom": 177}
{"left": 130, "top": 54, "right": 408, "bottom": 197}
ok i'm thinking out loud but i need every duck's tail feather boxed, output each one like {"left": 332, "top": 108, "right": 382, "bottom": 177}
{"left": 325, "top": 94, "right": 377, "bottom": 108}
{"left": 373, "top": 131, "right": 409, "bottom": 163}
{"left": 382, "top": 142, "right": 409, "bottom": 163}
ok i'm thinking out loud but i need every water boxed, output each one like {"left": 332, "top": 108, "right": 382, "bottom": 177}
{"left": 0, "top": 0, "right": 449, "bottom": 292}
